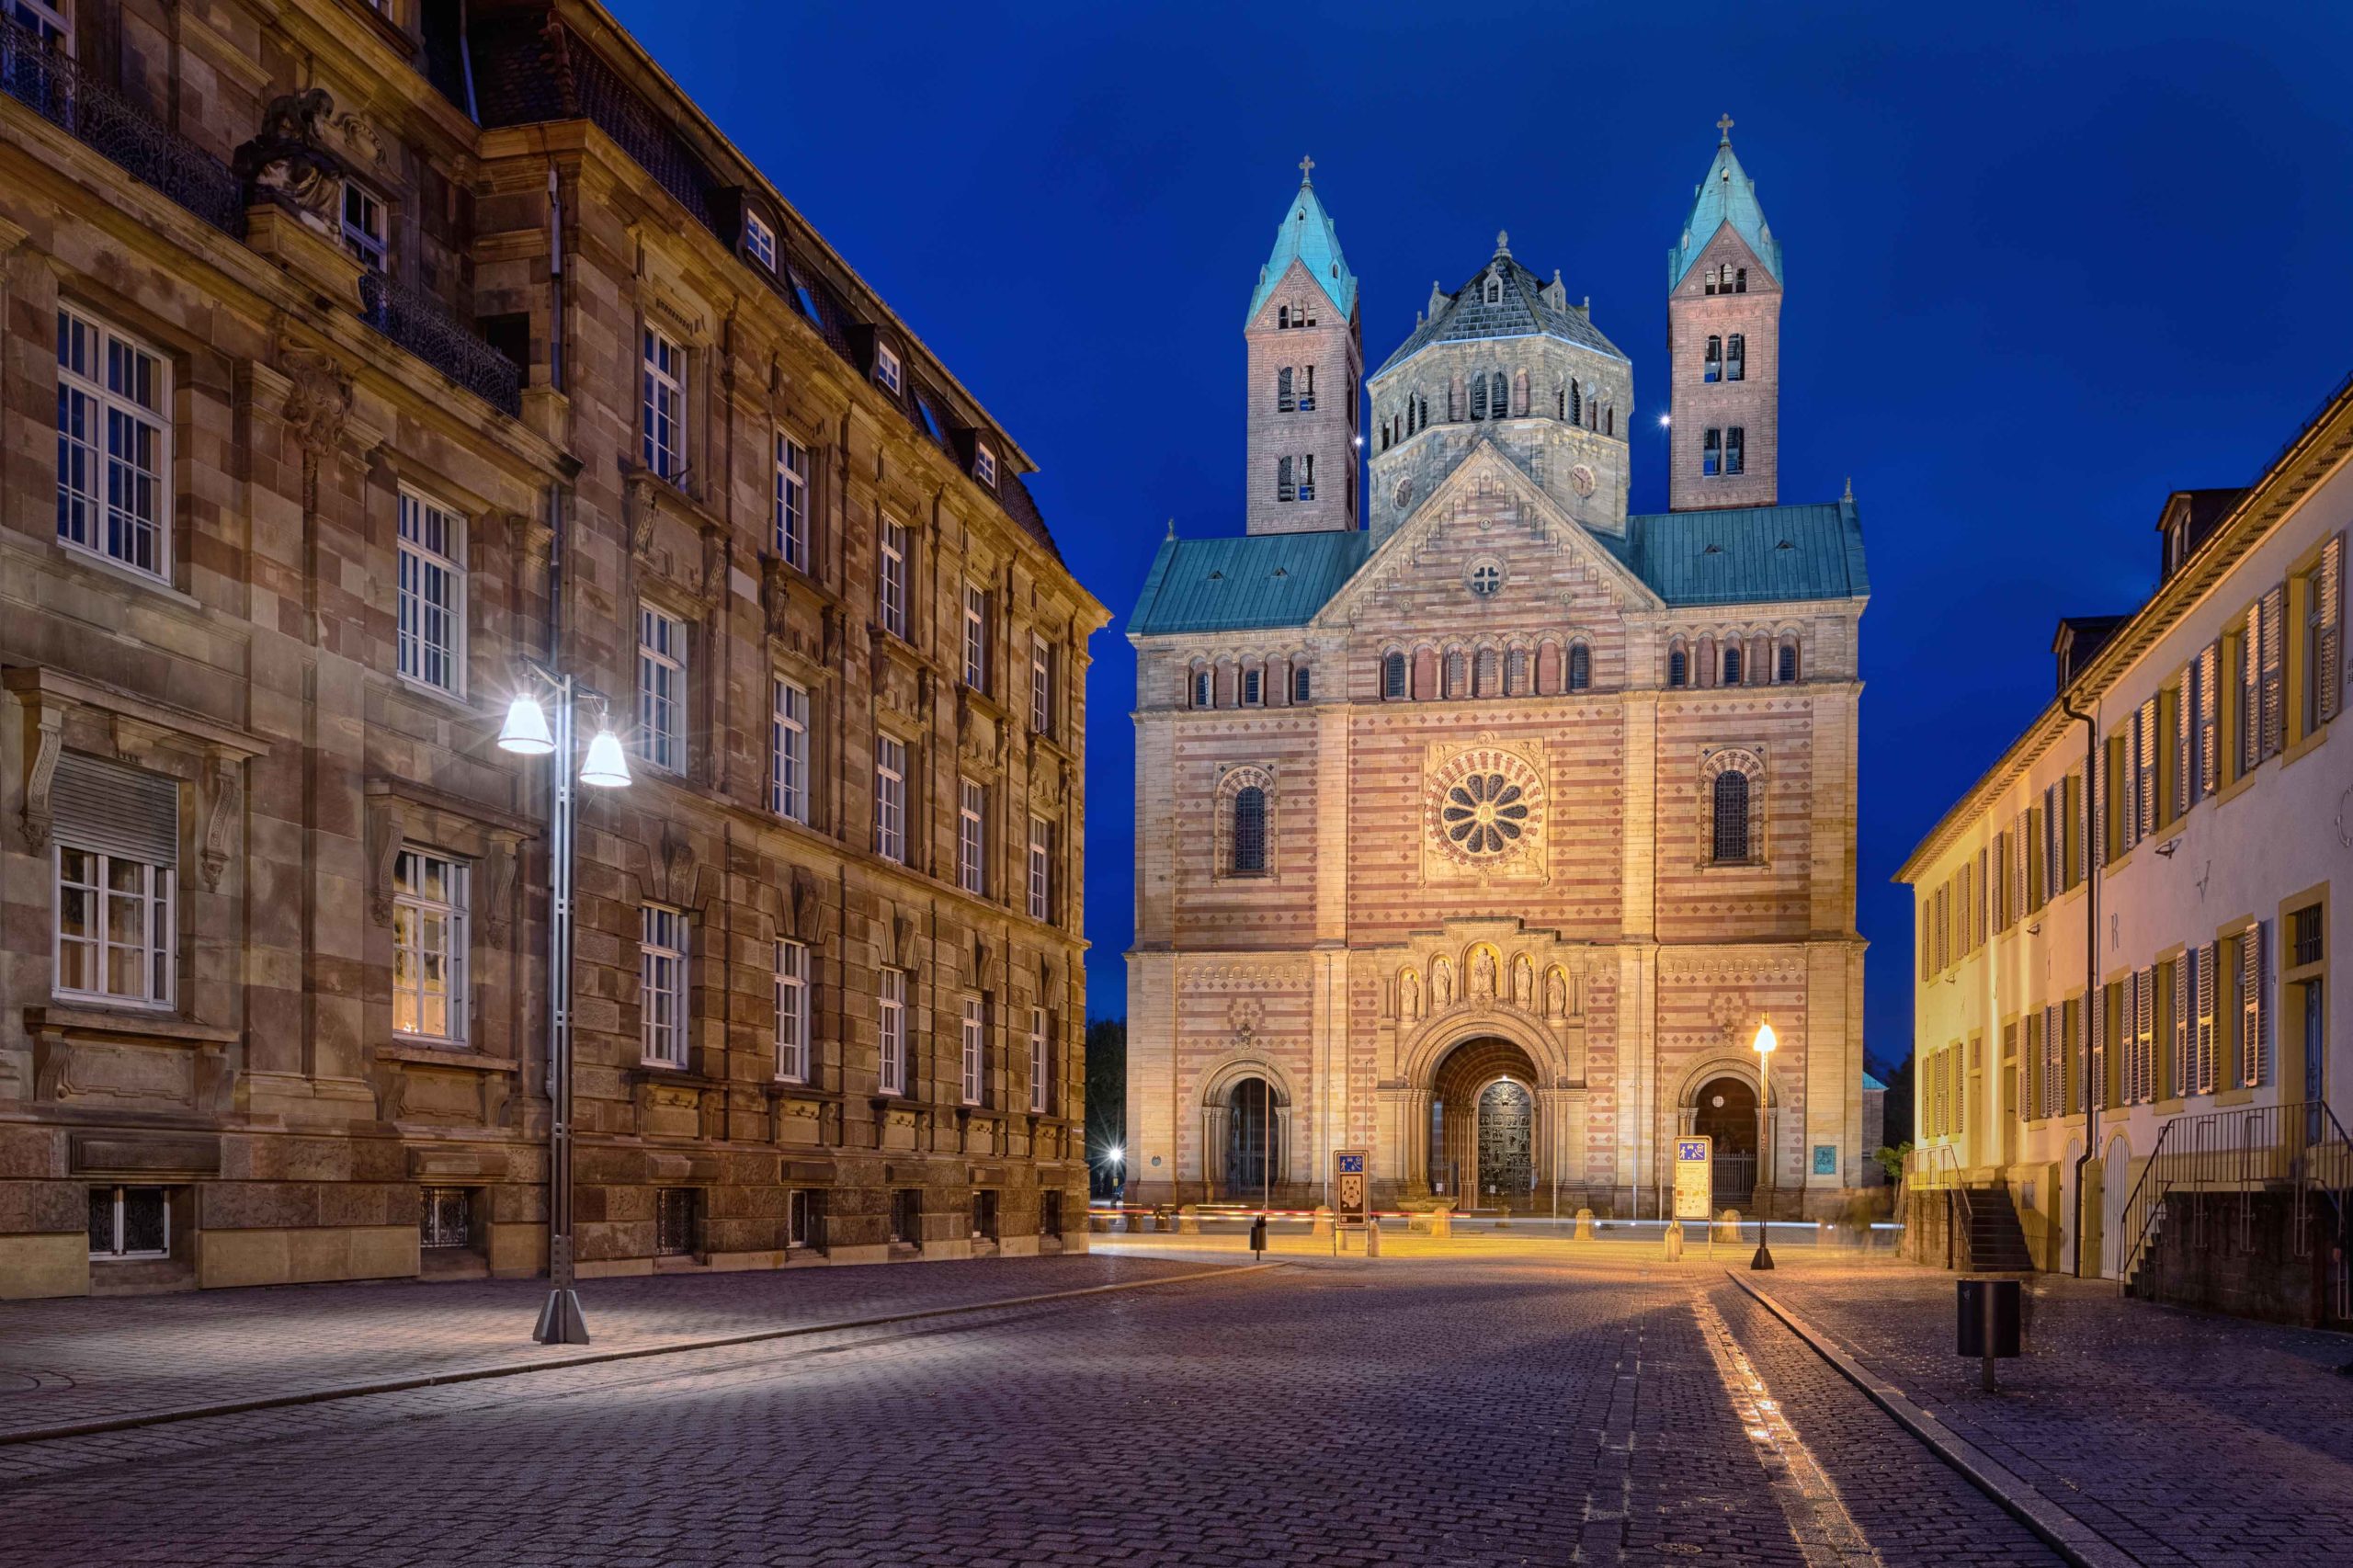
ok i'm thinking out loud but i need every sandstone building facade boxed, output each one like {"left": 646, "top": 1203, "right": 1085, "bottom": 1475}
{"left": 1902, "top": 377, "right": 2345, "bottom": 1316}
{"left": 1, "top": 0, "right": 1104, "bottom": 1299}
{"left": 1126, "top": 139, "right": 1870, "bottom": 1219}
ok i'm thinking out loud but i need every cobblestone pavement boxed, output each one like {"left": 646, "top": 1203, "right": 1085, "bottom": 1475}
{"left": 0, "top": 1252, "right": 1210, "bottom": 1437}
{"left": 2, "top": 1254, "right": 2068, "bottom": 1567}
{"left": 1756, "top": 1264, "right": 2353, "bottom": 1566}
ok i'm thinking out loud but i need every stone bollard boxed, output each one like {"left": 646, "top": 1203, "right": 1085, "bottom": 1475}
{"left": 1312, "top": 1205, "right": 1334, "bottom": 1238}
{"left": 1177, "top": 1204, "right": 1200, "bottom": 1235}
{"left": 1715, "top": 1208, "right": 1742, "bottom": 1244}
{"left": 1154, "top": 1205, "right": 1174, "bottom": 1233}
{"left": 1089, "top": 1211, "right": 1110, "bottom": 1234}
{"left": 1663, "top": 1223, "right": 1685, "bottom": 1261}
{"left": 1428, "top": 1204, "right": 1452, "bottom": 1240}
{"left": 1574, "top": 1207, "right": 1597, "bottom": 1242}
{"left": 1366, "top": 1218, "right": 1381, "bottom": 1257}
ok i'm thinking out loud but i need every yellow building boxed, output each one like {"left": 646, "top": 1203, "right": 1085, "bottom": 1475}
{"left": 1899, "top": 376, "right": 2346, "bottom": 1321}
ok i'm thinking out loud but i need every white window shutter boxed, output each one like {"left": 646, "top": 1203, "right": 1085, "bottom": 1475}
{"left": 2259, "top": 585, "right": 2286, "bottom": 758}
{"left": 2087, "top": 981, "right": 2105, "bottom": 1114}
{"left": 2171, "top": 952, "right": 2189, "bottom": 1100}
{"left": 2240, "top": 922, "right": 2266, "bottom": 1087}
{"left": 2197, "top": 642, "right": 2220, "bottom": 796}
{"left": 2320, "top": 534, "right": 2344, "bottom": 725}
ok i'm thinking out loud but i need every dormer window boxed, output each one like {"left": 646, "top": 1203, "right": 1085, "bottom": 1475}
{"left": 744, "top": 210, "right": 778, "bottom": 272}
{"left": 873, "top": 341, "right": 903, "bottom": 396}
{"left": 973, "top": 443, "right": 997, "bottom": 489}
{"left": 340, "top": 180, "right": 388, "bottom": 273}
{"left": 1484, "top": 274, "right": 1503, "bottom": 305}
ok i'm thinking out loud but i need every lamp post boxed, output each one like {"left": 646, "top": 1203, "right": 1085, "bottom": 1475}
{"left": 497, "top": 668, "right": 631, "bottom": 1345}
{"left": 1750, "top": 1015, "right": 1777, "bottom": 1270}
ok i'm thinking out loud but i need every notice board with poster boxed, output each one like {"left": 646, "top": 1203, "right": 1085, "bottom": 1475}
{"left": 1672, "top": 1137, "right": 1713, "bottom": 1221}
{"left": 1334, "top": 1149, "right": 1370, "bottom": 1224}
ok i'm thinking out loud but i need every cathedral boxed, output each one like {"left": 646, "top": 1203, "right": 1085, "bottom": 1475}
{"left": 1124, "top": 127, "right": 1870, "bottom": 1219}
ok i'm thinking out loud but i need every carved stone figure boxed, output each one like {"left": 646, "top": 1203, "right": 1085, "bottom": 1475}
{"left": 1472, "top": 948, "right": 1497, "bottom": 999}
{"left": 1512, "top": 955, "right": 1534, "bottom": 1009}
{"left": 1431, "top": 957, "right": 1452, "bottom": 1008}
{"left": 1547, "top": 967, "right": 1568, "bottom": 1019}
{"left": 1400, "top": 968, "right": 1420, "bottom": 1020}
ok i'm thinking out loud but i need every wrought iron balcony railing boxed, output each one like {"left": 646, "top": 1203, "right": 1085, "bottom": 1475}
{"left": 358, "top": 270, "right": 523, "bottom": 417}
{"left": 0, "top": 18, "right": 245, "bottom": 236}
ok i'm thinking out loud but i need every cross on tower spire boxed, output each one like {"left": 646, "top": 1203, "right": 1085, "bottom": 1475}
{"left": 1716, "top": 112, "right": 1734, "bottom": 143}
{"left": 1298, "top": 153, "right": 1314, "bottom": 186}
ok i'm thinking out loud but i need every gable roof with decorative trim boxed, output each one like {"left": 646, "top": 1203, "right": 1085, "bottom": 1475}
{"left": 1374, "top": 244, "right": 1625, "bottom": 379}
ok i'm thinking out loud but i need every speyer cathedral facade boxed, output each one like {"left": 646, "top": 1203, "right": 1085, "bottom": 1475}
{"left": 1124, "top": 130, "right": 1870, "bottom": 1218}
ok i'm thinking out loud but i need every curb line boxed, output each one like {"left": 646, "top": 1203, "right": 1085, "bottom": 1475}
{"left": 1724, "top": 1271, "right": 2139, "bottom": 1568}
{"left": 0, "top": 1261, "right": 1278, "bottom": 1449}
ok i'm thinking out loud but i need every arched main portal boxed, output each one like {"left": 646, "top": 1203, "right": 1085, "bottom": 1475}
{"left": 1692, "top": 1075, "right": 1758, "bottom": 1205}
{"left": 1428, "top": 1037, "right": 1543, "bottom": 1210}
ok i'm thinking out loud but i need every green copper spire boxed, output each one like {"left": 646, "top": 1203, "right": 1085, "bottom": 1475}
{"left": 1246, "top": 156, "right": 1358, "bottom": 324}
{"left": 1668, "top": 115, "right": 1782, "bottom": 289}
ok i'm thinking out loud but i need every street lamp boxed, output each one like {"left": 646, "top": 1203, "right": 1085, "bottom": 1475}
{"left": 1751, "top": 1015, "right": 1777, "bottom": 1271}
{"left": 498, "top": 666, "right": 631, "bottom": 1344}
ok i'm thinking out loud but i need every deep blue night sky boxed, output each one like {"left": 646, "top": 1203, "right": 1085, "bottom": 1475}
{"left": 610, "top": 1, "right": 2353, "bottom": 1068}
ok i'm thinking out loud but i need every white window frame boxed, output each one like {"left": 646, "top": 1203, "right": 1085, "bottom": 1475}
{"left": 340, "top": 179, "right": 389, "bottom": 272}
{"left": 88, "top": 1184, "right": 170, "bottom": 1261}
{"left": 973, "top": 443, "right": 997, "bottom": 489}
{"left": 769, "top": 676, "right": 808, "bottom": 823}
{"left": 873, "top": 341, "right": 904, "bottom": 395}
{"left": 1191, "top": 669, "right": 1212, "bottom": 709}
{"left": 641, "top": 325, "right": 687, "bottom": 482}
{"left": 640, "top": 903, "right": 690, "bottom": 1067}
{"left": 874, "top": 734, "right": 906, "bottom": 864}
{"left": 1027, "top": 814, "right": 1051, "bottom": 922}
{"left": 10, "top": 2, "right": 70, "bottom": 42}
{"left": 1029, "top": 634, "right": 1052, "bottom": 734}
{"left": 55, "top": 305, "right": 171, "bottom": 582}
{"left": 773, "top": 432, "right": 808, "bottom": 568}
{"left": 879, "top": 967, "right": 908, "bottom": 1095}
{"left": 396, "top": 490, "right": 467, "bottom": 696}
{"left": 960, "top": 994, "right": 984, "bottom": 1106}
{"left": 392, "top": 849, "right": 468, "bottom": 1043}
{"left": 774, "top": 938, "right": 809, "bottom": 1082}
{"left": 744, "top": 210, "right": 778, "bottom": 272}
{"left": 961, "top": 582, "right": 989, "bottom": 690}
{"left": 879, "top": 519, "right": 908, "bottom": 638}
{"left": 1028, "top": 1005, "right": 1048, "bottom": 1113}
{"left": 637, "top": 603, "right": 686, "bottom": 773}
{"left": 53, "top": 846, "right": 174, "bottom": 1009}
{"left": 957, "top": 777, "right": 986, "bottom": 895}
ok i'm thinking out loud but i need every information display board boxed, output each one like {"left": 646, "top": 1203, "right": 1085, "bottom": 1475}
{"left": 1672, "top": 1137, "right": 1713, "bottom": 1222}
{"left": 1334, "top": 1149, "right": 1370, "bottom": 1225}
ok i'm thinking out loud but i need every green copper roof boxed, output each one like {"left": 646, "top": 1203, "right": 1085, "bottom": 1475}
{"left": 1128, "top": 529, "right": 1371, "bottom": 637}
{"left": 1669, "top": 130, "right": 1782, "bottom": 290}
{"left": 1128, "top": 499, "right": 1867, "bottom": 637}
{"left": 1246, "top": 175, "right": 1358, "bottom": 325}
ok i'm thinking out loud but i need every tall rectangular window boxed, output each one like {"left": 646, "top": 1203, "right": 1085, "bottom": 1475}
{"left": 397, "top": 491, "right": 466, "bottom": 694}
{"left": 744, "top": 210, "right": 778, "bottom": 272}
{"left": 641, "top": 325, "right": 686, "bottom": 482}
{"left": 51, "top": 754, "right": 176, "bottom": 1009}
{"left": 1701, "top": 427, "right": 1722, "bottom": 477}
{"left": 873, "top": 341, "right": 903, "bottom": 395}
{"left": 1724, "top": 426, "right": 1745, "bottom": 476}
{"left": 960, "top": 994, "right": 984, "bottom": 1106}
{"left": 957, "top": 777, "right": 985, "bottom": 895}
{"left": 879, "top": 967, "right": 907, "bottom": 1095}
{"left": 961, "top": 583, "right": 989, "bottom": 690}
{"left": 879, "top": 519, "right": 908, "bottom": 638}
{"left": 774, "top": 938, "right": 808, "bottom": 1082}
{"left": 973, "top": 444, "right": 997, "bottom": 489}
{"left": 637, "top": 604, "right": 686, "bottom": 773}
{"left": 1029, "top": 634, "right": 1052, "bottom": 734}
{"left": 1028, "top": 1005, "right": 1048, "bottom": 1113}
{"left": 56, "top": 306, "right": 170, "bottom": 580}
{"left": 1027, "top": 815, "right": 1051, "bottom": 922}
{"left": 773, "top": 433, "right": 808, "bottom": 568}
{"left": 392, "top": 850, "right": 467, "bottom": 1042}
{"left": 874, "top": 734, "right": 906, "bottom": 863}
{"left": 640, "top": 903, "right": 689, "bottom": 1066}
{"left": 340, "top": 181, "right": 389, "bottom": 271}
{"left": 769, "top": 677, "right": 808, "bottom": 823}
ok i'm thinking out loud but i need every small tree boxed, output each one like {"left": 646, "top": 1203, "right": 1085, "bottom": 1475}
{"left": 1873, "top": 1141, "right": 1912, "bottom": 1187}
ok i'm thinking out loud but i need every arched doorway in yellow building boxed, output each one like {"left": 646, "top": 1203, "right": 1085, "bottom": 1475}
{"left": 1692, "top": 1076, "right": 1758, "bottom": 1206}
{"left": 1428, "top": 1037, "right": 1543, "bottom": 1210}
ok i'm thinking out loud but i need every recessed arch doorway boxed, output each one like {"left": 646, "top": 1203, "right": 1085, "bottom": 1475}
{"left": 1427, "top": 1036, "right": 1544, "bottom": 1210}
{"left": 1692, "top": 1075, "right": 1758, "bottom": 1205}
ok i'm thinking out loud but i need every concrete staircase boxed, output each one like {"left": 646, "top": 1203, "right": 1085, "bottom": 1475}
{"left": 1958, "top": 1187, "right": 2035, "bottom": 1273}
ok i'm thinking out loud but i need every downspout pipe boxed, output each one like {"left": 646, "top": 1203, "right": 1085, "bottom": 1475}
{"left": 2058, "top": 686, "right": 2100, "bottom": 1278}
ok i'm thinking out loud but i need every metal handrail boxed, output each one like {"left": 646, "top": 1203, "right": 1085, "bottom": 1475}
{"left": 1904, "top": 1142, "right": 1975, "bottom": 1253}
{"left": 2114, "top": 1115, "right": 2177, "bottom": 1291}
{"left": 0, "top": 18, "right": 246, "bottom": 235}
{"left": 358, "top": 270, "right": 523, "bottom": 416}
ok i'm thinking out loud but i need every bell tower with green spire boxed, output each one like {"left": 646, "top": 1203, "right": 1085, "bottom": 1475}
{"left": 1667, "top": 116, "right": 1782, "bottom": 510}
{"left": 1244, "top": 157, "right": 1362, "bottom": 535}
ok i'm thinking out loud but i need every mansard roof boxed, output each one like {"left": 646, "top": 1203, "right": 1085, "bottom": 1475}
{"left": 1670, "top": 131, "right": 1782, "bottom": 290}
{"left": 1126, "top": 496, "right": 1867, "bottom": 638}
{"left": 1246, "top": 175, "right": 1358, "bottom": 324}
{"left": 1372, "top": 244, "right": 1626, "bottom": 379}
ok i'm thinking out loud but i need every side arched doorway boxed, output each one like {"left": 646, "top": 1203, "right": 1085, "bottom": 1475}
{"left": 1692, "top": 1076, "right": 1758, "bottom": 1206}
{"left": 1222, "top": 1077, "right": 1283, "bottom": 1201}
{"left": 1428, "top": 1037, "right": 1544, "bottom": 1211}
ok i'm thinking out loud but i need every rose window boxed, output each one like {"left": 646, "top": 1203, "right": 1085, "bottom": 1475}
{"left": 1441, "top": 772, "right": 1528, "bottom": 855}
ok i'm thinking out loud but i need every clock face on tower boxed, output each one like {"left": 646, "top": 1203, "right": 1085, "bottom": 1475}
{"left": 1425, "top": 745, "right": 1547, "bottom": 873}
